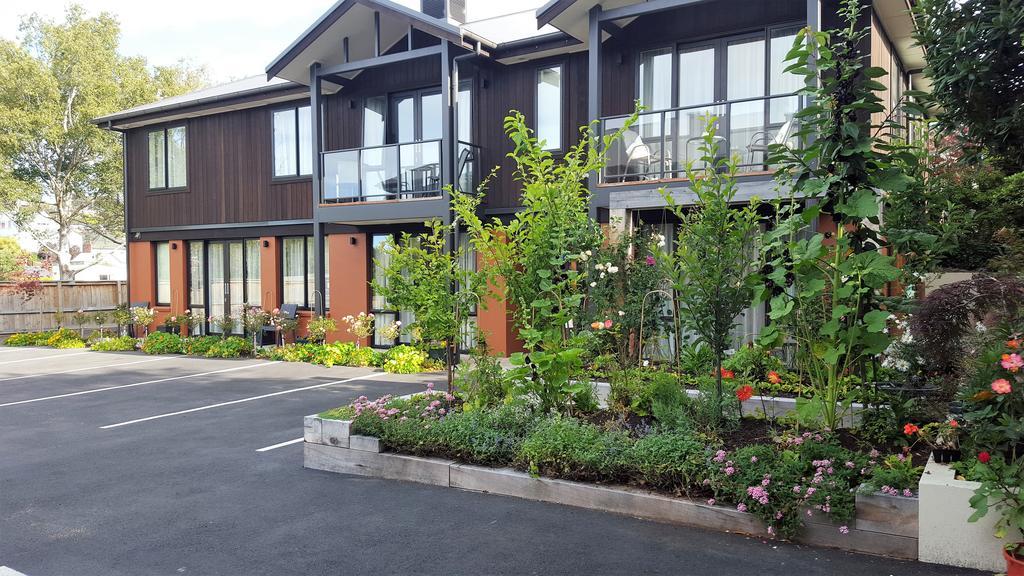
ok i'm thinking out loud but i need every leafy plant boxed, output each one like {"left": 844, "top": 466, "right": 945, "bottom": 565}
{"left": 305, "top": 314, "right": 336, "bottom": 345}
{"left": 72, "top": 309, "right": 88, "bottom": 337}
{"left": 181, "top": 335, "right": 220, "bottom": 356}
{"left": 381, "top": 345, "right": 428, "bottom": 374}
{"left": 968, "top": 453, "right": 1024, "bottom": 543}
{"left": 47, "top": 327, "right": 85, "bottom": 348}
{"left": 112, "top": 303, "right": 132, "bottom": 336}
{"left": 660, "top": 121, "right": 761, "bottom": 426}
{"left": 89, "top": 335, "right": 137, "bottom": 352}
{"left": 203, "top": 336, "right": 253, "bottom": 358}
{"left": 863, "top": 453, "right": 923, "bottom": 496}
{"left": 758, "top": 1, "right": 908, "bottom": 430}
{"left": 456, "top": 344, "right": 512, "bottom": 410}
{"left": 140, "top": 331, "right": 182, "bottom": 354}
{"left": 131, "top": 307, "right": 156, "bottom": 335}
{"left": 518, "top": 416, "right": 631, "bottom": 481}
{"left": 4, "top": 331, "right": 53, "bottom": 346}
{"left": 627, "top": 431, "right": 708, "bottom": 494}
{"left": 340, "top": 312, "right": 374, "bottom": 346}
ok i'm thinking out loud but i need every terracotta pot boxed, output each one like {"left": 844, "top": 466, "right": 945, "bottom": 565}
{"left": 1006, "top": 544, "right": 1024, "bottom": 576}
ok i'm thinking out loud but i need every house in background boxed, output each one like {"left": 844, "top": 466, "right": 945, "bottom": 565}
{"left": 93, "top": 0, "right": 924, "bottom": 354}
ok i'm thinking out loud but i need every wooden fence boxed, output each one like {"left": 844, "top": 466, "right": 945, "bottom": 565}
{"left": 0, "top": 281, "right": 127, "bottom": 335}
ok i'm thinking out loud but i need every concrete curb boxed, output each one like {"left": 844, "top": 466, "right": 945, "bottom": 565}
{"left": 304, "top": 415, "right": 916, "bottom": 559}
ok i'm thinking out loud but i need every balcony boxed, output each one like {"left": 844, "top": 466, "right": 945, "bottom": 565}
{"left": 321, "top": 140, "right": 482, "bottom": 204}
{"left": 599, "top": 94, "right": 802, "bottom": 185}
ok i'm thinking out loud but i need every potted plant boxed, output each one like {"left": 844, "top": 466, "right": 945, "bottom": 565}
{"left": 210, "top": 313, "right": 235, "bottom": 339}
{"left": 341, "top": 312, "right": 374, "bottom": 347}
{"left": 113, "top": 304, "right": 132, "bottom": 336}
{"left": 131, "top": 307, "right": 156, "bottom": 337}
{"left": 306, "top": 314, "right": 336, "bottom": 346}
{"left": 967, "top": 453, "right": 1024, "bottom": 575}
{"left": 72, "top": 309, "right": 89, "bottom": 338}
{"left": 241, "top": 305, "right": 270, "bottom": 349}
{"left": 160, "top": 315, "right": 179, "bottom": 334}
{"left": 919, "top": 419, "right": 962, "bottom": 463}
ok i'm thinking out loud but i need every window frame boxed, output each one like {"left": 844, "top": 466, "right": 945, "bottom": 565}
{"left": 534, "top": 63, "right": 565, "bottom": 152}
{"left": 278, "top": 235, "right": 328, "bottom": 311}
{"left": 154, "top": 241, "right": 171, "bottom": 307}
{"left": 271, "top": 104, "right": 313, "bottom": 181}
{"left": 147, "top": 124, "right": 188, "bottom": 192}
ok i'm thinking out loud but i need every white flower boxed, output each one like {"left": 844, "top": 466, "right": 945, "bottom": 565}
{"left": 590, "top": 281, "right": 597, "bottom": 287}
{"left": 642, "top": 359, "right": 650, "bottom": 367}
{"left": 595, "top": 263, "right": 605, "bottom": 271}
{"left": 579, "top": 252, "right": 589, "bottom": 261}
{"left": 617, "top": 310, "right": 625, "bottom": 316}
{"left": 599, "top": 272, "right": 606, "bottom": 279}
{"left": 605, "top": 262, "right": 613, "bottom": 269}
{"left": 655, "top": 234, "right": 667, "bottom": 248}
{"left": 585, "top": 250, "right": 592, "bottom": 256}
{"left": 566, "top": 319, "right": 574, "bottom": 329}
{"left": 976, "top": 321, "right": 987, "bottom": 333}
{"left": 608, "top": 265, "right": 619, "bottom": 274}
{"left": 396, "top": 321, "right": 402, "bottom": 326}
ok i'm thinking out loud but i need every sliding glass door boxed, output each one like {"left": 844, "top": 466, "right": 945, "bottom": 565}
{"left": 204, "top": 239, "right": 260, "bottom": 335}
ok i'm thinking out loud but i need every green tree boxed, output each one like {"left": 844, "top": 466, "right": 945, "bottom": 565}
{"left": 0, "top": 5, "right": 206, "bottom": 281}
{"left": 914, "top": 0, "right": 1024, "bottom": 172}
{"left": 660, "top": 121, "right": 762, "bottom": 424}
{"left": 453, "top": 111, "right": 633, "bottom": 413}
{"left": 0, "top": 237, "right": 33, "bottom": 281}
{"left": 373, "top": 220, "right": 486, "bottom": 388}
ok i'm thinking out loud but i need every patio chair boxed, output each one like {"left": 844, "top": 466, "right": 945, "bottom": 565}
{"left": 261, "top": 303, "right": 298, "bottom": 346}
{"left": 605, "top": 129, "right": 653, "bottom": 182}
{"left": 746, "top": 116, "right": 797, "bottom": 167}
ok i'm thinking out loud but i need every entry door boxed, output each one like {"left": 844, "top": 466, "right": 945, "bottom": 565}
{"left": 207, "top": 241, "right": 245, "bottom": 334}
{"left": 389, "top": 88, "right": 441, "bottom": 195}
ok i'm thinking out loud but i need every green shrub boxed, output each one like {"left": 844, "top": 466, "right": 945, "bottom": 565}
{"left": 260, "top": 342, "right": 316, "bottom": 363}
{"left": 627, "top": 431, "right": 709, "bottom": 493}
{"left": 5, "top": 331, "right": 54, "bottom": 346}
{"left": 203, "top": 336, "right": 253, "bottom": 358}
{"left": 436, "top": 404, "right": 538, "bottom": 465}
{"left": 181, "top": 335, "right": 220, "bottom": 356}
{"left": 863, "top": 453, "right": 923, "bottom": 495}
{"left": 382, "top": 345, "right": 427, "bottom": 373}
{"left": 518, "top": 416, "right": 631, "bottom": 481}
{"left": 723, "top": 345, "right": 785, "bottom": 381}
{"left": 456, "top": 349, "right": 514, "bottom": 410}
{"left": 608, "top": 369, "right": 685, "bottom": 422}
{"left": 141, "top": 331, "right": 182, "bottom": 354}
{"left": 308, "top": 341, "right": 354, "bottom": 367}
{"left": 90, "top": 335, "right": 138, "bottom": 352}
{"left": 47, "top": 328, "right": 85, "bottom": 349}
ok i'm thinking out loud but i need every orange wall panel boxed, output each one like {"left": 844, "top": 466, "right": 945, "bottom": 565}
{"left": 260, "top": 236, "right": 281, "bottom": 310}
{"left": 327, "top": 233, "right": 370, "bottom": 345}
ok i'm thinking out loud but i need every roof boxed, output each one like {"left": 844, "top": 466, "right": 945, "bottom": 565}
{"left": 461, "top": 9, "right": 560, "bottom": 45}
{"left": 92, "top": 75, "right": 305, "bottom": 128}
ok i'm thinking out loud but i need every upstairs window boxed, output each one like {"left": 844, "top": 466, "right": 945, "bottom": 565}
{"left": 148, "top": 126, "right": 187, "bottom": 190}
{"left": 536, "top": 65, "right": 563, "bottom": 151}
{"left": 272, "top": 105, "right": 312, "bottom": 178}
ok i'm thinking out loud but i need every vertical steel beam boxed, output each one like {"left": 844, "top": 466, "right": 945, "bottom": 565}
{"left": 408, "top": 24, "right": 414, "bottom": 51}
{"left": 587, "top": 4, "right": 603, "bottom": 216}
{"left": 309, "top": 62, "right": 326, "bottom": 316}
{"left": 343, "top": 37, "right": 350, "bottom": 63}
{"left": 374, "top": 11, "right": 381, "bottom": 57}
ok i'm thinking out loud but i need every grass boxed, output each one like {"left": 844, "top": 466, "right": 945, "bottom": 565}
{"left": 319, "top": 405, "right": 356, "bottom": 420}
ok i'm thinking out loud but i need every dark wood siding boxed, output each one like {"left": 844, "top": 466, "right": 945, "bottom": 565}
{"left": 126, "top": 103, "right": 312, "bottom": 229}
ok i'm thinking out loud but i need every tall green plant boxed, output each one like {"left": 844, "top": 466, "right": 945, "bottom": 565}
{"left": 758, "top": 0, "right": 908, "bottom": 430}
{"left": 373, "top": 220, "right": 485, "bottom": 388}
{"left": 453, "top": 111, "right": 634, "bottom": 413}
{"left": 659, "top": 120, "right": 761, "bottom": 423}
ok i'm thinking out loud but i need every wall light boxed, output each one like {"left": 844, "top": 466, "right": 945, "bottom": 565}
{"left": 171, "top": 242, "right": 178, "bottom": 250}
{"left": 262, "top": 240, "right": 270, "bottom": 248}
{"left": 349, "top": 237, "right": 358, "bottom": 246}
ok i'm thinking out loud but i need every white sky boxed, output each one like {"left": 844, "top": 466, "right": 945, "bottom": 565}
{"left": 0, "top": 0, "right": 546, "bottom": 83}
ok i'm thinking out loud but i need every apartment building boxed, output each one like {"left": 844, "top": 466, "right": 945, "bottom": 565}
{"left": 93, "top": 0, "right": 924, "bottom": 354}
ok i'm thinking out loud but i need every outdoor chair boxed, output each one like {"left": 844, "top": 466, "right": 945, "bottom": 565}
{"left": 746, "top": 116, "right": 797, "bottom": 168}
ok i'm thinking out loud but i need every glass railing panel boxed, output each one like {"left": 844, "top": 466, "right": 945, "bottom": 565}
{"left": 399, "top": 141, "right": 441, "bottom": 197}
{"left": 674, "top": 105, "right": 723, "bottom": 173}
{"left": 362, "top": 145, "right": 399, "bottom": 201}
{"left": 729, "top": 99, "right": 768, "bottom": 171}
{"left": 322, "top": 149, "right": 361, "bottom": 202}
{"left": 456, "top": 141, "right": 481, "bottom": 194}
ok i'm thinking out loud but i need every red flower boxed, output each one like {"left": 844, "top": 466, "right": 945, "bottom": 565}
{"left": 604, "top": 319, "right": 614, "bottom": 329}
{"left": 767, "top": 371, "right": 782, "bottom": 384}
{"left": 903, "top": 423, "right": 920, "bottom": 436}
{"left": 978, "top": 451, "right": 991, "bottom": 464}
{"left": 949, "top": 419, "right": 959, "bottom": 428}
{"left": 716, "top": 368, "right": 735, "bottom": 380}
{"left": 736, "top": 385, "right": 755, "bottom": 402}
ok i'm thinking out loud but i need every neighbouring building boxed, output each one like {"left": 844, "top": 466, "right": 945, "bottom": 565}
{"left": 93, "top": 0, "right": 925, "bottom": 355}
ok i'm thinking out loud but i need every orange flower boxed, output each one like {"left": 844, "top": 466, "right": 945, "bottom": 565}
{"left": 767, "top": 370, "right": 782, "bottom": 384}
{"left": 903, "top": 423, "right": 920, "bottom": 436}
{"left": 1008, "top": 339, "right": 1021, "bottom": 350}
{"left": 590, "top": 321, "right": 602, "bottom": 330}
{"left": 736, "top": 385, "right": 755, "bottom": 402}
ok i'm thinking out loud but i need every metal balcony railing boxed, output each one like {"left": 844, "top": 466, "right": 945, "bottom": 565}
{"left": 599, "top": 93, "right": 804, "bottom": 184}
{"left": 321, "top": 139, "right": 482, "bottom": 203}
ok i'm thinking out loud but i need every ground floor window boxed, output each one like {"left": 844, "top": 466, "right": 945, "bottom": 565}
{"left": 282, "top": 236, "right": 329, "bottom": 310}
{"left": 187, "top": 239, "right": 261, "bottom": 334}
{"left": 155, "top": 241, "right": 170, "bottom": 306}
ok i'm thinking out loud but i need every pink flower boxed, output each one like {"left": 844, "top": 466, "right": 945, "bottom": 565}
{"left": 706, "top": 498, "right": 716, "bottom": 506}
{"left": 767, "top": 526, "right": 774, "bottom": 535}
{"left": 839, "top": 525, "right": 849, "bottom": 534}
{"left": 902, "top": 489, "right": 913, "bottom": 497}
{"left": 992, "top": 378, "right": 1013, "bottom": 394}
{"left": 736, "top": 503, "right": 747, "bottom": 512}
{"left": 713, "top": 450, "right": 727, "bottom": 463}
{"left": 1001, "top": 353, "right": 1024, "bottom": 372}
{"left": 604, "top": 319, "right": 613, "bottom": 329}
{"left": 645, "top": 255, "right": 656, "bottom": 266}
{"left": 724, "top": 466, "right": 735, "bottom": 476}
{"left": 750, "top": 456, "right": 758, "bottom": 463}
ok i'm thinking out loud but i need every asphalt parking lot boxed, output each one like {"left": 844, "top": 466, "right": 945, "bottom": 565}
{"left": 0, "top": 347, "right": 984, "bottom": 576}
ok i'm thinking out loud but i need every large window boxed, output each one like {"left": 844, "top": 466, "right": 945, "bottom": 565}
{"left": 148, "top": 126, "right": 187, "bottom": 190}
{"left": 188, "top": 241, "right": 205, "bottom": 335}
{"left": 536, "top": 65, "right": 563, "bottom": 151}
{"left": 155, "top": 241, "right": 170, "bottom": 306}
{"left": 282, "top": 236, "right": 329, "bottom": 309}
{"left": 272, "top": 105, "right": 312, "bottom": 178}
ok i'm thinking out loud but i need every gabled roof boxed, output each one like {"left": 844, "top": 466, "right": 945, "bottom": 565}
{"left": 265, "top": 0, "right": 469, "bottom": 85}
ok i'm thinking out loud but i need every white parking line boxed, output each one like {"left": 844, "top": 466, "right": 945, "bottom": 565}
{"left": 0, "top": 361, "right": 281, "bottom": 408}
{"left": 0, "top": 352, "right": 90, "bottom": 366}
{"left": 255, "top": 437, "right": 304, "bottom": 452}
{"left": 101, "top": 374, "right": 372, "bottom": 429}
{"left": 0, "top": 356, "right": 174, "bottom": 383}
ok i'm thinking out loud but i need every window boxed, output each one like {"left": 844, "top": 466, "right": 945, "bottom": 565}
{"left": 155, "top": 242, "right": 170, "bottom": 305}
{"left": 371, "top": 233, "right": 414, "bottom": 347}
{"left": 272, "top": 105, "right": 312, "bottom": 178}
{"left": 363, "top": 96, "right": 386, "bottom": 147}
{"left": 148, "top": 126, "right": 187, "bottom": 189}
{"left": 188, "top": 241, "right": 205, "bottom": 335}
{"left": 281, "top": 236, "right": 329, "bottom": 309}
{"left": 244, "top": 239, "right": 261, "bottom": 307}
{"left": 536, "top": 65, "right": 562, "bottom": 151}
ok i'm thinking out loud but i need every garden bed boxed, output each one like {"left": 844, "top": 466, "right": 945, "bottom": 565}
{"left": 303, "top": 414, "right": 918, "bottom": 560}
